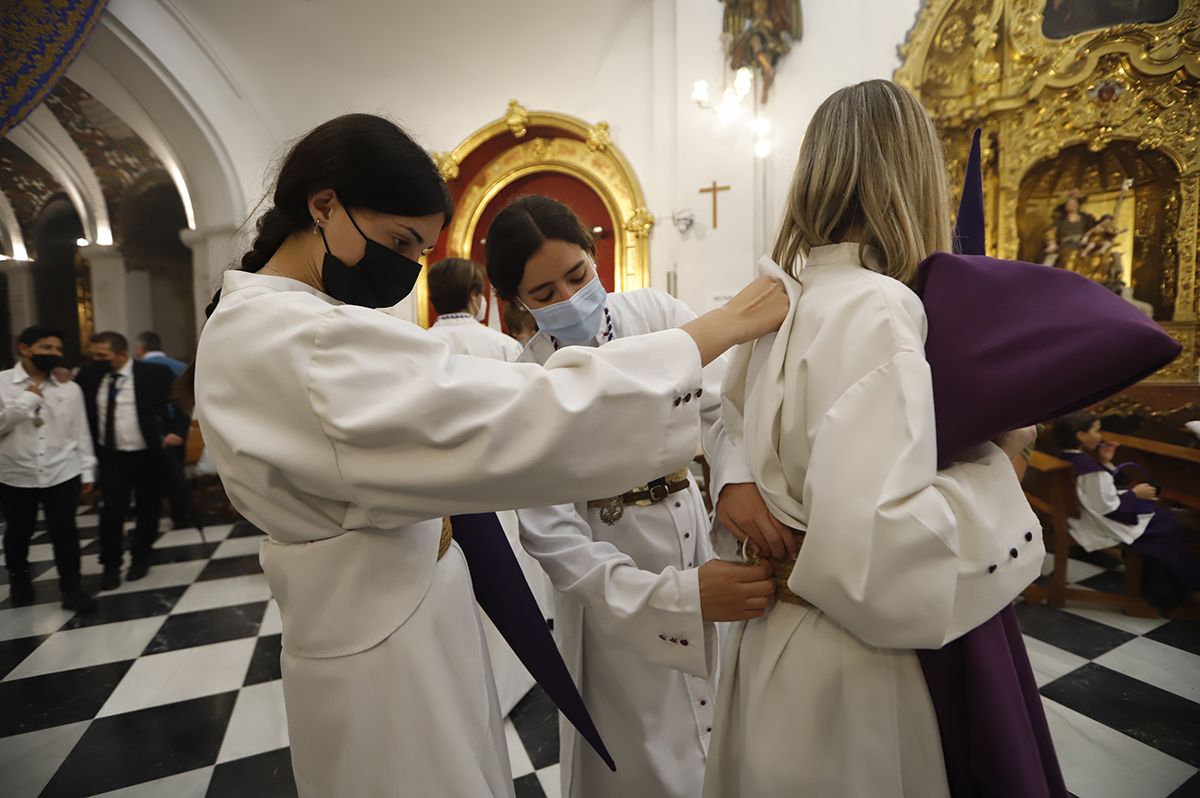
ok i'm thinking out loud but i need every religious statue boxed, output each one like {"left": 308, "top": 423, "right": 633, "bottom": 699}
{"left": 1044, "top": 183, "right": 1136, "bottom": 294}
{"left": 722, "top": 0, "right": 803, "bottom": 104}
{"left": 1042, "top": 190, "right": 1096, "bottom": 271}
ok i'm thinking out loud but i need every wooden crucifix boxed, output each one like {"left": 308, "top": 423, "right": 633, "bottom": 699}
{"left": 699, "top": 181, "right": 731, "bottom": 228}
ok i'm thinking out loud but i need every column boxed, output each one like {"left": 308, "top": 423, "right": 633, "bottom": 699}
{"left": 180, "top": 225, "right": 241, "bottom": 334}
{"left": 0, "top": 259, "right": 37, "bottom": 340}
{"left": 80, "top": 244, "right": 128, "bottom": 335}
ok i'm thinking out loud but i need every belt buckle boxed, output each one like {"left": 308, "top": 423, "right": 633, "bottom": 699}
{"left": 599, "top": 497, "right": 624, "bottom": 526}
{"left": 648, "top": 484, "right": 669, "bottom": 503}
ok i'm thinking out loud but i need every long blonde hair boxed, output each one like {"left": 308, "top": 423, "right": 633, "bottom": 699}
{"left": 772, "top": 79, "right": 951, "bottom": 284}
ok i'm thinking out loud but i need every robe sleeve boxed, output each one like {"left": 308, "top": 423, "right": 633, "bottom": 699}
{"left": 517, "top": 502, "right": 714, "bottom": 678}
{"left": 306, "top": 306, "right": 705, "bottom": 528}
{"left": 657, "top": 292, "right": 754, "bottom": 502}
{"left": 1076, "top": 471, "right": 1123, "bottom": 516}
{"left": 790, "top": 349, "right": 1044, "bottom": 649}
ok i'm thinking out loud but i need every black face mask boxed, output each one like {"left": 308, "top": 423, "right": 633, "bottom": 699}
{"left": 30, "top": 354, "right": 62, "bottom": 374}
{"left": 320, "top": 210, "right": 423, "bottom": 308}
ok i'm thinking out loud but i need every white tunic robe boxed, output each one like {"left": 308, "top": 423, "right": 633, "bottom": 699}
{"left": 705, "top": 245, "right": 1044, "bottom": 797}
{"left": 425, "top": 314, "right": 524, "bottom": 362}
{"left": 519, "top": 288, "right": 751, "bottom": 798}
{"left": 195, "top": 272, "right": 707, "bottom": 798}
{"left": 425, "top": 313, "right": 549, "bottom": 714}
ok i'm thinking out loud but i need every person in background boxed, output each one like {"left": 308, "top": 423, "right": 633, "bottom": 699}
{"left": 1052, "top": 412, "right": 1200, "bottom": 613}
{"left": 134, "top": 331, "right": 198, "bottom": 531}
{"left": 503, "top": 302, "right": 537, "bottom": 347}
{"left": 425, "top": 258, "right": 522, "bottom": 362}
{"left": 77, "top": 332, "right": 188, "bottom": 589}
{"left": 134, "top": 331, "right": 186, "bottom": 376}
{"left": 0, "top": 326, "right": 97, "bottom": 613}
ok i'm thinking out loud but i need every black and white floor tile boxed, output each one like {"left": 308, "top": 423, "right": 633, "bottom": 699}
{"left": 0, "top": 509, "right": 1196, "bottom": 797}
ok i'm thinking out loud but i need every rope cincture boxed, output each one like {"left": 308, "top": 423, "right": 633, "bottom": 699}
{"left": 741, "top": 530, "right": 810, "bottom": 607}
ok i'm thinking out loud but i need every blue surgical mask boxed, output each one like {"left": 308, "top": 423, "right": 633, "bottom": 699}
{"left": 528, "top": 275, "right": 607, "bottom": 345}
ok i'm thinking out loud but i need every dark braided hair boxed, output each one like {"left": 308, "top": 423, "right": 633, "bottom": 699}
{"left": 182, "top": 113, "right": 453, "bottom": 410}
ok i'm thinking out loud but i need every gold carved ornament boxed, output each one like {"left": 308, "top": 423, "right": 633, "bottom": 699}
{"left": 897, "top": 1, "right": 1199, "bottom": 382}
{"left": 415, "top": 101, "right": 653, "bottom": 328}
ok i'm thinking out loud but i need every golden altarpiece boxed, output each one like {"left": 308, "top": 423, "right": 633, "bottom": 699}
{"left": 896, "top": 0, "right": 1199, "bottom": 385}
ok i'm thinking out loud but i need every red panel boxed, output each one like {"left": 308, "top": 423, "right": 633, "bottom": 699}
{"left": 429, "top": 171, "right": 616, "bottom": 328}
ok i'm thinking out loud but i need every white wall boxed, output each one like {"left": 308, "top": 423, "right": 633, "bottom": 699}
{"left": 91, "top": 0, "right": 922, "bottom": 322}
{"left": 765, "top": 0, "right": 924, "bottom": 236}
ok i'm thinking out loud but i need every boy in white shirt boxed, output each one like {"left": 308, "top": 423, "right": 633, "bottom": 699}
{"left": 0, "top": 326, "right": 97, "bottom": 612}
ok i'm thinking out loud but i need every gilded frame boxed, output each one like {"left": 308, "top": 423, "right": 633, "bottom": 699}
{"left": 418, "top": 103, "right": 653, "bottom": 327}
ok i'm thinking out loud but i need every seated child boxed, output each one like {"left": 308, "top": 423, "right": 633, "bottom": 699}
{"left": 1052, "top": 411, "right": 1200, "bottom": 611}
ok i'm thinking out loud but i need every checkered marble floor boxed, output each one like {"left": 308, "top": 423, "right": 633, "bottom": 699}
{"left": 0, "top": 509, "right": 1196, "bottom": 797}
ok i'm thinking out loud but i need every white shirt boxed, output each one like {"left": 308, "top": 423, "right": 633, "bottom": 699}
{"left": 426, "top": 315, "right": 524, "bottom": 362}
{"left": 0, "top": 363, "right": 96, "bottom": 488}
{"left": 97, "top": 358, "right": 148, "bottom": 451}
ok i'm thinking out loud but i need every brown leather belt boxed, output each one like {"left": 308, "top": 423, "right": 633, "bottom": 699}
{"left": 587, "top": 469, "right": 691, "bottom": 525}
{"left": 743, "top": 530, "right": 810, "bottom": 606}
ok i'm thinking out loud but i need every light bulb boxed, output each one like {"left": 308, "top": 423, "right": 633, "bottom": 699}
{"left": 0, "top": 254, "right": 9, "bottom": 261}
{"left": 717, "top": 88, "right": 743, "bottom": 126}
{"left": 691, "top": 80, "right": 710, "bottom": 104}
{"left": 734, "top": 68, "right": 753, "bottom": 98}
{"left": 752, "top": 117, "right": 773, "bottom": 139}
{"left": 755, "top": 139, "right": 772, "bottom": 159}
{"left": 76, "top": 238, "right": 89, "bottom": 247}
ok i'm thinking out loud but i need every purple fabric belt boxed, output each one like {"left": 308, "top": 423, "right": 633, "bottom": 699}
{"left": 450, "top": 512, "right": 616, "bottom": 772}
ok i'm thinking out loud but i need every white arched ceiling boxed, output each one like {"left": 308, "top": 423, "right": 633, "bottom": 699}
{"left": 0, "top": 190, "right": 28, "bottom": 260}
{"left": 7, "top": 106, "right": 111, "bottom": 245}
{"left": 68, "top": 51, "right": 199, "bottom": 230}
{"left": 73, "top": 1, "right": 256, "bottom": 230}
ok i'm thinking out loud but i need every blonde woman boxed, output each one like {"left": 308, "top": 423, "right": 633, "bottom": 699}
{"left": 705, "top": 80, "right": 1047, "bottom": 797}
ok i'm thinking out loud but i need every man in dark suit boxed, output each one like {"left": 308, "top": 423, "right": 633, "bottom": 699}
{"left": 135, "top": 331, "right": 199, "bottom": 531}
{"left": 77, "top": 331, "right": 188, "bottom": 589}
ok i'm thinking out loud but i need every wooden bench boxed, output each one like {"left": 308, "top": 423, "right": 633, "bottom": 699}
{"left": 1100, "top": 431, "right": 1200, "bottom": 511}
{"left": 1021, "top": 450, "right": 1159, "bottom": 618}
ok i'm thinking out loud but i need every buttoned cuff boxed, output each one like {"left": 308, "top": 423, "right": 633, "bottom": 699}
{"left": 652, "top": 566, "right": 715, "bottom": 679}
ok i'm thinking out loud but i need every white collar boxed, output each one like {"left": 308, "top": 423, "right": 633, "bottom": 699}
{"left": 804, "top": 242, "right": 884, "bottom": 272}
{"left": 222, "top": 269, "right": 339, "bottom": 305}
{"left": 143, "top": 350, "right": 167, "bottom": 359}
{"left": 432, "top": 315, "right": 479, "bottom": 326}
{"left": 11, "top": 361, "right": 60, "bottom": 386}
